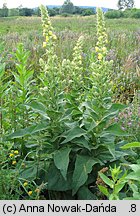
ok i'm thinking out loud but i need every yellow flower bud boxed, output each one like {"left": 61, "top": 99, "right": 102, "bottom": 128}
{"left": 95, "top": 46, "right": 99, "bottom": 52}
{"left": 52, "top": 34, "right": 57, "bottom": 40}
{"left": 48, "top": 31, "right": 53, "bottom": 36}
{"left": 46, "top": 36, "right": 49, "bottom": 42}
{"left": 9, "top": 153, "right": 14, "bottom": 157}
{"left": 23, "top": 182, "right": 28, "bottom": 187}
{"left": 43, "top": 42, "right": 47, "bottom": 48}
{"left": 102, "top": 47, "right": 107, "bottom": 52}
{"left": 14, "top": 150, "right": 19, "bottom": 155}
{"left": 98, "top": 53, "right": 103, "bottom": 60}
{"left": 28, "top": 191, "right": 33, "bottom": 196}
{"left": 12, "top": 160, "right": 17, "bottom": 165}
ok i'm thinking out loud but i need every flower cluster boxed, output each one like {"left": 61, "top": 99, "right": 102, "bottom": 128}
{"left": 23, "top": 180, "right": 42, "bottom": 198}
{"left": 40, "top": 5, "right": 57, "bottom": 49}
{"left": 95, "top": 8, "right": 108, "bottom": 61}
{"left": 9, "top": 149, "right": 19, "bottom": 165}
{"left": 61, "top": 36, "right": 84, "bottom": 91}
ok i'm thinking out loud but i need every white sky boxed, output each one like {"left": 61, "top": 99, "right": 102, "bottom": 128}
{"left": 0, "top": 0, "right": 140, "bottom": 9}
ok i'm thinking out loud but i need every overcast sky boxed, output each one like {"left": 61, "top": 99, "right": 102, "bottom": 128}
{"left": 0, "top": 0, "right": 140, "bottom": 9}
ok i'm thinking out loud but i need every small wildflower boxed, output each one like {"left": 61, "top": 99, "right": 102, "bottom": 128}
{"left": 9, "top": 153, "right": 14, "bottom": 157}
{"left": 95, "top": 46, "right": 99, "bottom": 52}
{"left": 23, "top": 182, "right": 28, "bottom": 187}
{"left": 28, "top": 191, "right": 33, "bottom": 196}
{"left": 12, "top": 160, "right": 17, "bottom": 165}
{"left": 52, "top": 34, "right": 57, "bottom": 40}
{"left": 102, "top": 47, "right": 107, "bottom": 52}
{"left": 98, "top": 53, "right": 103, "bottom": 60}
{"left": 48, "top": 30, "right": 53, "bottom": 36}
{"left": 46, "top": 36, "right": 49, "bottom": 42}
{"left": 43, "top": 42, "right": 47, "bottom": 48}
{"left": 14, "top": 150, "right": 19, "bottom": 155}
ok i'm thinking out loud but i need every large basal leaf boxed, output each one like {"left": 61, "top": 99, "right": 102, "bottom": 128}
{"left": 7, "top": 121, "right": 48, "bottom": 139}
{"left": 121, "top": 142, "right": 140, "bottom": 150}
{"left": 77, "top": 186, "right": 97, "bottom": 200}
{"left": 61, "top": 126, "right": 87, "bottom": 144}
{"left": 103, "top": 123, "right": 129, "bottom": 136}
{"left": 47, "top": 163, "right": 72, "bottom": 191}
{"left": 72, "top": 155, "right": 101, "bottom": 195}
{"left": 54, "top": 147, "right": 71, "bottom": 180}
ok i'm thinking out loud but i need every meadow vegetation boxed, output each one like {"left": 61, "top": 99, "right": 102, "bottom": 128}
{"left": 0, "top": 6, "right": 140, "bottom": 200}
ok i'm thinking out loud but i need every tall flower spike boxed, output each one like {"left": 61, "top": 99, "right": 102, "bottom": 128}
{"left": 40, "top": 5, "right": 57, "bottom": 50}
{"left": 96, "top": 8, "right": 108, "bottom": 61}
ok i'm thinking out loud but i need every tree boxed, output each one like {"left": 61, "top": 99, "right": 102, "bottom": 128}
{"left": 118, "top": 0, "right": 134, "bottom": 10}
{"left": 0, "top": 3, "right": 8, "bottom": 17}
{"left": 60, "top": 0, "right": 75, "bottom": 14}
{"left": 8, "top": 8, "right": 19, "bottom": 16}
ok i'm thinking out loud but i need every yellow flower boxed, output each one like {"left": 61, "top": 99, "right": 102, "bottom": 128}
{"left": 98, "top": 53, "right": 103, "bottom": 60}
{"left": 9, "top": 153, "right": 14, "bottom": 157}
{"left": 52, "top": 34, "right": 57, "bottom": 40}
{"left": 46, "top": 36, "right": 49, "bottom": 42}
{"left": 28, "top": 191, "right": 33, "bottom": 196}
{"left": 102, "top": 47, "right": 107, "bottom": 52}
{"left": 14, "top": 150, "right": 19, "bottom": 155}
{"left": 43, "top": 42, "right": 47, "bottom": 48}
{"left": 48, "top": 30, "right": 53, "bottom": 36}
{"left": 23, "top": 182, "right": 28, "bottom": 187}
{"left": 45, "top": 24, "right": 49, "bottom": 29}
{"left": 95, "top": 46, "right": 99, "bottom": 52}
{"left": 12, "top": 160, "right": 17, "bottom": 165}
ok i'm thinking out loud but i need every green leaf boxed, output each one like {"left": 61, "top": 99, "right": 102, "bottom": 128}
{"left": 48, "top": 163, "right": 72, "bottom": 191}
{"left": 54, "top": 147, "right": 71, "bottom": 180}
{"left": 121, "top": 142, "right": 140, "bottom": 149}
{"left": 129, "top": 164, "right": 140, "bottom": 173}
{"left": 98, "top": 185, "right": 109, "bottom": 197}
{"left": 126, "top": 172, "right": 140, "bottom": 181}
{"left": 20, "top": 164, "right": 37, "bottom": 181}
{"left": 72, "top": 136, "right": 90, "bottom": 150}
{"left": 61, "top": 126, "right": 87, "bottom": 144}
{"left": 103, "top": 123, "right": 129, "bottom": 136}
{"left": 78, "top": 186, "right": 97, "bottom": 200}
{"left": 7, "top": 122, "right": 48, "bottom": 139}
{"left": 72, "top": 155, "right": 100, "bottom": 195}
{"left": 99, "top": 172, "right": 114, "bottom": 188}
{"left": 114, "top": 182, "right": 126, "bottom": 194}
{"left": 27, "top": 101, "right": 50, "bottom": 120}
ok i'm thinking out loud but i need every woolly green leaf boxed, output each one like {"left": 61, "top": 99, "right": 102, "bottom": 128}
{"left": 61, "top": 126, "right": 86, "bottom": 144}
{"left": 72, "top": 155, "right": 100, "bottom": 195}
{"left": 54, "top": 147, "right": 71, "bottom": 180}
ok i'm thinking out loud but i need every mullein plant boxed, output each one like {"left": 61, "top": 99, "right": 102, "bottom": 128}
{"left": 89, "top": 8, "right": 113, "bottom": 107}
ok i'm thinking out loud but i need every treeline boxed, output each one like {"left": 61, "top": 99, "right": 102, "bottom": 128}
{"left": 0, "top": 2, "right": 95, "bottom": 17}
{"left": 105, "top": 8, "right": 140, "bottom": 19}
